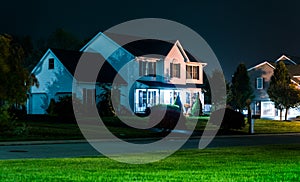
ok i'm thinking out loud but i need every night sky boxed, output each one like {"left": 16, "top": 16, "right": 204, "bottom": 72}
{"left": 1, "top": 0, "right": 300, "bottom": 80}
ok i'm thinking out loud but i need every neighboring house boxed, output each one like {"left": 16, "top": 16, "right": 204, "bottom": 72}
{"left": 248, "top": 54, "right": 300, "bottom": 119}
{"left": 27, "top": 32, "right": 207, "bottom": 115}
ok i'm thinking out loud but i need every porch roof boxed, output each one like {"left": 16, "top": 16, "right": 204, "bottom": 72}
{"left": 137, "top": 80, "right": 204, "bottom": 89}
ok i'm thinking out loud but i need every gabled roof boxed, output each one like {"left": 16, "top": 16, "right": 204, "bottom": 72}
{"left": 121, "top": 39, "right": 202, "bottom": 63}
{"left": 247, "top": 57, "right": 300, "bottom": 85}
{"left": 276, "top": 54, "right": 300, "bottom": 65}
{"left": 286, "top": 64, "right": 300, "bottom": 77}
{"left": 37, "top": 48, "right": 126, "bottom": 84}
{"left": 51, "top": 49, "right": 82, "bottom": 77}
{"left": 247, "top": 61, "right": 275, "bottom": 71}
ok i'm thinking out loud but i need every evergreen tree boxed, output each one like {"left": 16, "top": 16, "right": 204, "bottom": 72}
{"left": 174, "top": 94, "right": 182, "bottom": 110}
{"left": 191, "top": 92, "right": 203, "bottom": 116}
{"left": 268, "top": 61, "right": 300, "bottom": 120}
{"left": 229, "top": 63, "right": 253, "bottom": 112}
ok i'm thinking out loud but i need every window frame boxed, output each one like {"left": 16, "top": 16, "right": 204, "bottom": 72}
{"left": 48, "top": 58, "right": 54, "bottom": 70}
{"left": 170, "top": 63, "right": 181, "bottom": 78}
{"left": 139, "top": 61, "right": 156, "bottom": 77}
{"left": 186, "top": 65, "right": 199, "bottom": 80}
{"left": 256, "top": 77, "right": 263, "bottom": 89}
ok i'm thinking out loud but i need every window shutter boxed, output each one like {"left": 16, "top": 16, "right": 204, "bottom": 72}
{"left": 178, "top": 64, "right": 181, "bottom": 78}
{"left": 197, "top": 66, "right": 200, "bottom": 80}
{"left": 170, "top": 63, "right": 173, "bottom": 78}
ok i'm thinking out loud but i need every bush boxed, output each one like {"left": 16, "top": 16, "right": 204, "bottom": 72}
{"left": 191, "top": 94, "right": 203, "bottom": 116}
{"left": 0, "top": 105, "right": 27, "bottom": 136}
{"left": 148, "top": 104, "right": 186, "bottom": 130}
{"left": 46, "top": 96, "right": 81, "bottom": 122}
{"left": 210, "top": 108, "right": 245, "bottom": 130}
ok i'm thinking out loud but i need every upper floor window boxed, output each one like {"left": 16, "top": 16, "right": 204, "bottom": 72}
{"left": 170, "top": 63, "right": 180, "bottom": 78}
{"left": 139, "top": 61, "right": 156, "bottom": 77}
{"left": 256, "top": 77, "right": 263, "bottom": 89}
{"left": 186, "top": 65, "right": 199, "bottom": 80}
{"left": 48, "top": 58, "right": 54, "bottom": 69}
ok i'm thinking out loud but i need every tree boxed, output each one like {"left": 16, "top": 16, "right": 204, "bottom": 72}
{"left": 191, "top": 92, "right": 203, "bottom": 116}
{"left": 46, "top": 28, "right": 81, "bottom": 50}
{"left": 268, "top": 61, "right": 300, "bottom": 120}
{"left": 174, "top": 94, "right": 182, "bottom": 110}
{"left": 208, "top": 70, "right": 227, "bottom": 111}
{"left": 229, "top": 63, "right": 253, "bottom": 112}
{"left": 0, "top": 34, "right": 33, "bottom": 106}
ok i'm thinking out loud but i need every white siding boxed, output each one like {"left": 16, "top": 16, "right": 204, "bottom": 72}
{"left": 28, "top": 51, "right": 74, "bottom": 114}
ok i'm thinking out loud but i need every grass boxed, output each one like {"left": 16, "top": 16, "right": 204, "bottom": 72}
{"left": 1, "top": 117, "right": 300, "bottom": 142}
{"left": 0, "top": 144, "right": 299, "bottom": 181}
{"left": 242, "top": 119, "right": 300, "bottom": 134}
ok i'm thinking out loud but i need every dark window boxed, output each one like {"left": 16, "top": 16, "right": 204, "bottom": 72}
{"left": 256, "top": 77, "right": 263, "bottom": 89}
{"left": 170, "top": 63, "right": 180, "bottom": 78}
{"left": 186, "top": 65, "right": 199, "bottom": 80}
{"left": 139, "top": 61, "right": 156, "bottom": 76}
{"left": 49, "top": 58, "right": 54, "bottom": 69}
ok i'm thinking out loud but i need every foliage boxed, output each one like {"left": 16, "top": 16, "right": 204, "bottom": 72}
{"left": 0, "top": 105, "right": 14, "bottom": 134}
{"left": 0, "top": 105, "right": 27, "bottom": 136}
{"left": 46, "top": 28, "right": 81, "bottom": 50}
{"left": 173, "top": 94, "right": 182, "bottom": 110}
{"left": 210, "top": 108, "right": 245, "bottom": 130}
{"left": 268, "top": 61, "right": 300, "bottom": 120}
{"left": 229, "top": 63, "right": 253, "bottom": 112}
{"left": 191, "top": 92, "right": 203, "bottom": 116}
{"left": 46, "top": 95, "right": 81, "bottom": 122}
{"left": 0, "top": 34, "right": 31, "bottom": 105}
{"left": 208, "top": 70, "right": 227, "bottom": 110}
{"left": 96, "top": 84, "right": 116, "bottom": 117}
{"left": 148, "top": 104, "right": 186, "bottom": 130}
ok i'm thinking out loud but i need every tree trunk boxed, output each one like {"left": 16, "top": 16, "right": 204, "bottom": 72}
{"left": 279, "top": 109, "right": 283, "bottom": 121}
{"left": 285, "top": 108, "right": 289, "bottom": 121}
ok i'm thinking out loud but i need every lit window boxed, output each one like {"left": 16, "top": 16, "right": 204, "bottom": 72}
{"left": 139, "top": 61, "right": 156, "bottom": 76}
{"left": 48, "top": 58, "right": 54, "bottom": 69}
{"left": 186, "top": 65, "right": 199, "bottom": 80}
{"left": 170, "top": 63, "right": 180, "bottom": 78}
{"left": 257, "top": 77, "right": 263, "bottom": 89}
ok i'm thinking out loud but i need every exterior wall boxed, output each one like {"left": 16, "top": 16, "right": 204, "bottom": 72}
{"left": 248, "top": 63, "right": 274, "bottom": 118}
{"left": 248, "top": 62, "right": 300, "bottom": 119}
{"left": 248, "top": 63, "right": 274, "bottom": 103}
{"left": 28, "top": 51, "right": 74, "bottom": 114}
{"left": 165, "top": 44, "right": 186, "bottom": 84}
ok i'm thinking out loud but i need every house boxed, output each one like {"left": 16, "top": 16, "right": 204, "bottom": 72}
{"left": 27, "top": 32, "right": 207, "bottom": 115}
{"left": 247, "top": 54, "right": 300, "bottom": 119}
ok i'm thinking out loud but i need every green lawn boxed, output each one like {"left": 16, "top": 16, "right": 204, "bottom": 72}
{"left": 1, "top": 117, "right": 300, "bottom": 142}
{"left": 244, "top": 119, "right": 300, "bottom": 134}
{"left": 0, "top": 144, "right": 299, "bottom": 181}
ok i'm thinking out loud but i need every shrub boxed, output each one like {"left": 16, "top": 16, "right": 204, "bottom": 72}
{"left": 210, "top": 108, "right": 245, "bottom": 130}
{"left": 46, "top": 96, "right": 81, "bottom": 122}
{"left": 148, "top": 104, "right": 186, "bottom": 130}
{"left": 191, "top": 93, "right": 203, "bottom": 116}
{"left": 0, "top": 105, "right": 27, "bottom": 136}
{"left": 0, "top": 105, "right": 14, "bottom": 135}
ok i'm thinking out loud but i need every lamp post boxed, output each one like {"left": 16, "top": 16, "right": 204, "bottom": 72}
{"left": 246, "top": 99, "right": 254, "bottom": 134}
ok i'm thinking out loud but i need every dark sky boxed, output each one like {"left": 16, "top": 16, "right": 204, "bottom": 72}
{"left": 1, "top": 0, "right": 300, "bottom": 80}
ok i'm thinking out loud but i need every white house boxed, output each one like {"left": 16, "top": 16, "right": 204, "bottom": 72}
{"left": 27, "top": 32, "right": 207, "bottom": 115}
{"left": 248, "top": 54, "right": 300, "bottom": 120}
